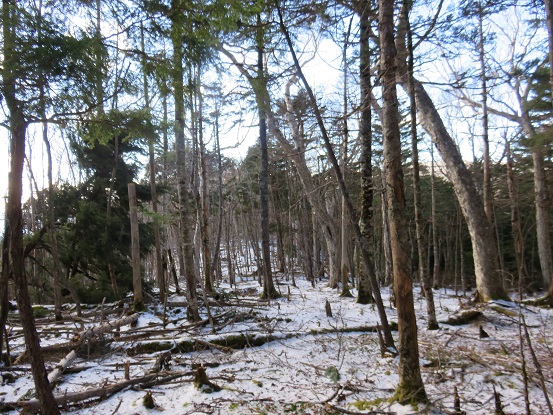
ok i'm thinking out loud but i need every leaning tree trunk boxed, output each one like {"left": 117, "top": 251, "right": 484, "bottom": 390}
{"left": 380, "top": 0, "right": 426, "bottom": 401}
{"left": 277, "top": 2, "right": 395, "bottom": 350}
{"left": 218, "top": 44, "right": 341, "bottom": 289}
{"left": 395, "top": 69, "right": 505, "bottom": 300}
{"left": 395, "top": 7, "right": 507, "bottom": 301}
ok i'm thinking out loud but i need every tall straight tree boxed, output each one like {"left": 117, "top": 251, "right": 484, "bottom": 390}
{"left": 171, "top": 0, "right": 200, "bottom": 321}
{"left": 128, "top": 182, "right": 144, "bottom": 311}
{"left": 196, "top": 67, "right": 214, "bottom": 294}
{"left": 405, "top": 9, "right": 438, "bottom": 330}
{"left": 340, "top": 17, "right": 354, "bottom": 298}
{"left": 36, "top": 0, "right": 63, "bottom": 321}
{"left": 357, "top": 0, "right": 375, "bottom": 305}
{"left": 1, "top": 1, "right": 60, "bottom": 412}
{"left": 257, "top": 13, "right": 279, "bottom": 299}
{"left": 141, "top": 22, "right": 166, "bottom": 303}
{"left": 543, "top": 0, "right": 553, "bottom": 301}
{"left": 379, "top": 0, "right": 426, "bottom": 401}
{"left": 476, "top": 0, "right": 493, "bottom": 223}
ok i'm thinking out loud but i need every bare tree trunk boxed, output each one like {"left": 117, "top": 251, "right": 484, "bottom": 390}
{"left": 34, "top": 0, "right": 64, "bottom": 320}
{"left": 395, "top": 10, "right": 507, "bottom": 301}
{"left": 196, "top": 68, "right": 213, "bottom": 294}
{"left": 225, "top": 208, "right": 235, "bottom": 286}
{"left": 141, "top": 22, "right": 165, "bottom": 303}
{"left": 506, "top": 141, "right": 527, "bottom": 289}
{"left": 381, "top": 172, "right": 393, "bottom": 288}
{"left": 257, "top": 15, "right": 279, "bottom": 300}
{"left": 210, "top": 99, "right": 224, "bottom": 283}
{"left": 431, "top": 147, "right": 441, "bottom": 288}
{"left": 313, "top": 215, "right": 323, "bottom": 281}
{"left": 171, "top": 11, "right": 199, "bottom": 321}
{"left": 218, "top": 47, "right": 341, "bottom": 290}
{"left": 398, "top": 77, "right": 506, "bottom": 301}
{"left": 477, "top": 1, "right": 493, "bottom": 223}
{"left": 128, "top": 183, "right": 144, "bottom": 311}
{"left": 340, "top": 24, "right": 353, "bottom": 298}
{"left": 357, "top": 0, "right": 375, "bottom": 304}
{"left": 380, "top": 0, "right": 426, "bottom": 400}
{"left": 0, "top": 236, "right": 9, "bottom": 359}
{"left": 276, "top": 2, "right": 395, "bottom": 350}
{"left": 532, "top": 149, "right": 552, "bottom": 289}
{"left": 40, "top": 97, "right": 64, "bottom": 321}
{"left": 2, "top": 2, "right": 60, "bottom": 411}
{"left": 407, "top": 21, "right": 438, "bottom": 330}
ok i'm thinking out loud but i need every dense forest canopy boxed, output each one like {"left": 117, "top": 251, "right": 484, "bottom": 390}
{"left": 0, "top": 0, "right": 552, "bottom": 412}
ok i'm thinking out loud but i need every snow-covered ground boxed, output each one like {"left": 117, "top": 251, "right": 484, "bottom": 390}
{"left": 1, "top": 276, "right": 552, "bottom": 414}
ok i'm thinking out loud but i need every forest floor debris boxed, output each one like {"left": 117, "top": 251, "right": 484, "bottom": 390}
{"left": 1, "top": 276, "right": 552, "bottom": 414}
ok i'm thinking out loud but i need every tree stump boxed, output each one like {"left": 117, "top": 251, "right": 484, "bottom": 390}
{"left": 193, "top": 366, "right": 221, "bottom": 392}
{"left": 325, "top": 299, "right": 332, "bottom": 318}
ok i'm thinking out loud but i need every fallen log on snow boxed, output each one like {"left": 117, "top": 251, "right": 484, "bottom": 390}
{"left": 125, "top": 323, "right": 398, "bottom": 356}
{"left": 441, "top": 310, "right": 483, "bottom": 326}
{"left": 13, "top": 371, "right": 190, "bottom": 412}
{"left": 74, "top": 313, "right": 139, "bottom": 343}
{"left": 48, "top": 350, "right": 78, "bottom": 385}
{"left": 14, "top": 313, "right": 140, "bottom": 364}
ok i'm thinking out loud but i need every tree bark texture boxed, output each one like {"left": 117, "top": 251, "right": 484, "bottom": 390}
{"left": 505, "top": 142, "right": 527, "bottom": 288}
{"left": 128, "top": 182, "right": 144, "bottom": 311}
{"left": 141, "top": 22, "right": 166, "bottom": 303}
{"left": 2, "top": 1, "right": 60, "bottom": 412}
{"left": 477, "top": 2, "right": 493, "bottom": 223}
{"left": 197, "top": 70, "right": 214, "bottom": 294}
{"left": 171, "top": 7, "right": 200, "bottom": 321}
{"left": 532, "top": 149, "right": 553, "bottom": 288}
{"left": 357, "top": 0, "right": 375, "bottom": 304}
{"left": 397, "top": 80, "right": 506, "bottom": 301}
{"left": 257, "top": 18, "right": 279, "bottom": 299}
{"left": 380, "top": 0, "right": 426, "bottom": 401}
